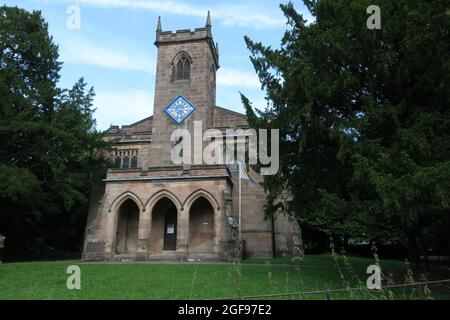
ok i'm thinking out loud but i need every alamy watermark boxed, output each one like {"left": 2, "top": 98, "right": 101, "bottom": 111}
{"left": 66, "top": 4, "right": 81, "bottom": 30}
{"left": 367, "top": 5, "right": 381, "bottom": 30}
{"left": 366, "top": 264, "right": 381, "bottom": 289}
{"left": 170, "top": 121, "right": 279, "bottom": 175}
{"left": 66, "top": 265, "right": 81, "bottom": 290}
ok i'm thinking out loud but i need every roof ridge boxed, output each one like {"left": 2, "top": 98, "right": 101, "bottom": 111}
{"left": 214, "top": 105, "right": 247, "bottom": 118}
{"left": 121, "top": 115, "right": 154, "bottom": 128}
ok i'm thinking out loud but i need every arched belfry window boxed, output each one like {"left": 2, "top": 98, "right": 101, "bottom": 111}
{"left": 172, "top": 52, "right": 191, "bottom": 81}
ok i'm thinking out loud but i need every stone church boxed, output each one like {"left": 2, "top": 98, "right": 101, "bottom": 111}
{"left": 82, "top": 14, "right": 301, "bottom": 261}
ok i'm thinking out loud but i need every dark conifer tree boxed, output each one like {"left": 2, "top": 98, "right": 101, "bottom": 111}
{"left": 242, "top": 0, "right": 450, "bottom": 261}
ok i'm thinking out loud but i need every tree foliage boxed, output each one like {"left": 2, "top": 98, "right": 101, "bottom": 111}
{"left": 242, "top": 0, "right": 450, "bottom": 260}
{"left": 0, "top": 6, "right": 109, "bottom": 260}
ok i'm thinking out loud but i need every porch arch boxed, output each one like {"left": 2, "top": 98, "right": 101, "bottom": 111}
{"left": 145, "top": 189, "right": 182, "bottom": 213}
{"left": 149, "top": 196, "right": 179, "bottom": 252}
{"left": 109, "top": 191, "right": 144, "bottom": 213}
{"left": 182, "top": 189, "right": 220, "bottom": 212}
{"left": 114, "top": 198, "right": 140, "bottom": 254}
{"left": 187, "top": 196, "right": 216, "bottom": 254}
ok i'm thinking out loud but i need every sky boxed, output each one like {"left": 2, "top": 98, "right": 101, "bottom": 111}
{"left": 2, "top": 0, "right": 312, "bottom": 130}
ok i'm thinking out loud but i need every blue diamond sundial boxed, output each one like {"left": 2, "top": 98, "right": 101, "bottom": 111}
{"left": 164, "top": 95, "right": 196, "bottom": 125}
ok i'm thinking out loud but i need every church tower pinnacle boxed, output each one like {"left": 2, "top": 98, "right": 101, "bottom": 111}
{"left": 156, "top": 16, "right": 162, "bottom": 33}
{"left": 206, "top": 11, "right": 212, "bottom": 28}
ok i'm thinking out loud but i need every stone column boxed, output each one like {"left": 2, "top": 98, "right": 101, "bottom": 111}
{"left": 222, "top": 188, "right": 235, "bottom": 260}
{"left": 136, "top": 208, "right": 150, "bottom": 261}
{"left": 176, "top": 208, "right": 188, "bottom": 259}
{"left": 213, "top": 206, "right": 222, "bottom": 258}
{"left": 105, "top": 206, "right": 117, "bottom": 260}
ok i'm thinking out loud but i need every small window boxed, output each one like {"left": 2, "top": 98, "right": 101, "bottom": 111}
{"left": 111, "top": 149, "right": 138, "bottom": 169}
{"left": 123, "top": 156, "right": 130, "bottom": 169}
{"left": 115, "top": 157, "right": 121, "bottom": 168}
{"left": 131, "top": 155, "right": 138, "bottom": 168}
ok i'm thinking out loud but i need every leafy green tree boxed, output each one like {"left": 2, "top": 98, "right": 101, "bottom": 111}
{"left": 0, "top": 6, "right": 109, "bottom": 260}
{"left": 242, "top": 0, "right": 450, "bottom": 261}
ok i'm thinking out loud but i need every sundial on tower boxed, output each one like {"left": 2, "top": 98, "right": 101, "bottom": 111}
{"left": 163, "top": 95, "right": 196, "bottom": 125}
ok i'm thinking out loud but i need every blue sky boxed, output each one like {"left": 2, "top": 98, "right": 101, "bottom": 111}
{"left": 3, "top": 0, "right": 311, "bottom": 130}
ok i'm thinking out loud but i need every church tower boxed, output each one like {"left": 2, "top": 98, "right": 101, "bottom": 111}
{"left": 149, "top": 12, "right": 220, "bottom": 167}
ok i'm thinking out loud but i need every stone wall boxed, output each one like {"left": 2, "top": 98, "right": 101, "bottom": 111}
{"left": 229, "top": 166, "right": 302, "bottom": 258}
{"left": 213, "top": 106, "right": 248, "bottom": 129}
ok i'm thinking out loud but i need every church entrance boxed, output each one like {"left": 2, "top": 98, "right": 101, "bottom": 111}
{"left": 151, "top": 197, "right": 178, "bottom": 252}
{"left": 163, "top": 208, "right": 177, "bottom": 251}
{"left": 115, "top": 199, "right": 139, "bottom": 254}
{"left": 189, "top": 197, "right": 215, "bottom": 253}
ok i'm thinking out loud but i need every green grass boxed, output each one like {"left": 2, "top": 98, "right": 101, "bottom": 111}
{"left": 0, "top": 254, "right": 449, "bottom": 300}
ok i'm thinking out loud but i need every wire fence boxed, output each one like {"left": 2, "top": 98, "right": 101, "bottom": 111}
{"left": 210, "top": 279, "right": 450, "bottom": 300}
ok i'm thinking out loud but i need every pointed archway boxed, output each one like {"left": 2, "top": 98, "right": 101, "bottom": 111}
{"left": 150, "top": 197, "right": 178, "bottom": 252}
{"left": 115, "top": 199, "right": 140, "bottom": 254}
{"left": 188, "top": 197, "right": 215, "bottom": 253}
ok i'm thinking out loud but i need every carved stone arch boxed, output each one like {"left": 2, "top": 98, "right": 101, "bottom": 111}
{"left": 109, "top": 191, "right": 144, "bottom": 213}
{"left": 182, "top": 189, "right": 220, "bottom": 212}
{"left": 144, "top": 189, "right": 182, "bottom": 213}
{"left": 171, "top": 51, "right": 193, "bottom": 65}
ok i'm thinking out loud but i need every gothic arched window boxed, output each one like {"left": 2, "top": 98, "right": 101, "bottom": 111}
{"left": 122, "top": 156, "right": 130, "bottom": 169}
{"left": 115, "top": 156, "right": 121, "bottom": 168}
{"left": 173, "top": 54, "right": 191, "bottom": 81}
{"left": 131, "top": 155, "right": 138, "bottom": 168}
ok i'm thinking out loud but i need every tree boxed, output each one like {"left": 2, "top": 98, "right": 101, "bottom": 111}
{"left": 0, "top": 6, "right": 109, "bottom": 260}
{"left": 242, "top": 0, "right": 450, "bottom": 261}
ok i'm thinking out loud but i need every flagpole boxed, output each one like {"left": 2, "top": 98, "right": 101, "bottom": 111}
{"left": 238, "top": 165, "right": 242, "bottom": 251}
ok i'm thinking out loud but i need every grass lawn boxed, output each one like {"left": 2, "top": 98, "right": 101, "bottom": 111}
{"left": 0, "top": 254, "right": 449, "bottom": 300}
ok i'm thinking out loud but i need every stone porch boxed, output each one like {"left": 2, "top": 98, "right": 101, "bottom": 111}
{"left": 82, "top": 165, "right": 238, "bottom": 262}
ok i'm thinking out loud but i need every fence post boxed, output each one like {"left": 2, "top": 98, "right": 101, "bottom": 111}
{"left": 325, "top": 289, "right": 331, "bottom": 300}
{"left": 416, "top": 284, "right": 425, "bottom": 300}
{"left": 299, "top": 291, "right": 305, "bottom": 300}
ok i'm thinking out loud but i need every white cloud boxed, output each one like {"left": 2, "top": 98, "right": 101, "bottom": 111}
{"left": 38, "top": 0, "right": 285, "bottom": 29}
{"left": 60, "top": 40, "right": 154, "bottom": 73}
{"left": 217, "top": 68, "right": 261, "bottom": 89}
{"left": 93, "top": 89, "right": 154, "bottom": 130}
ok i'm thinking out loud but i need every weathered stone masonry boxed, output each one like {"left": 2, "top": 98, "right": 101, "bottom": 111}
{"left": 82, "top": 14, "right": 301, "bottom": 261}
